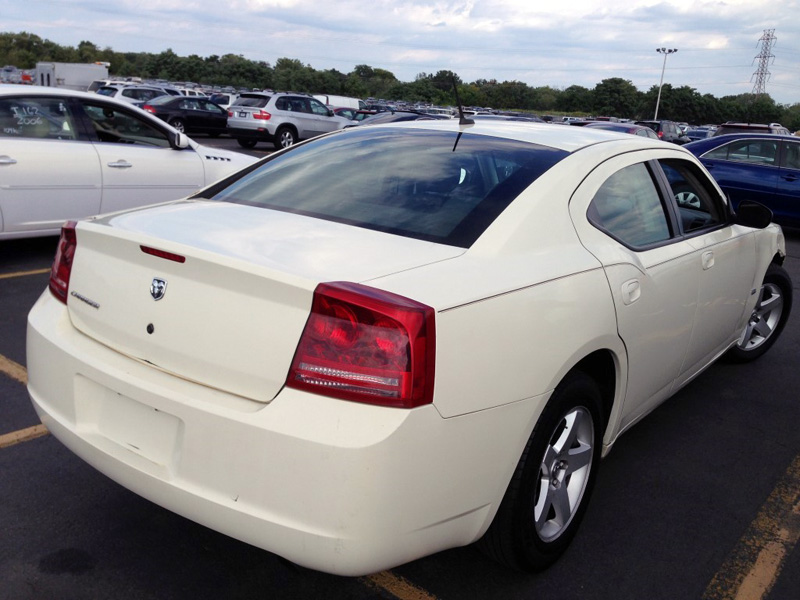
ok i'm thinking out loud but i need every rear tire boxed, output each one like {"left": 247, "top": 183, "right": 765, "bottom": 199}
{"left": 726, "top": 264, "right": 792, "bottom": 362}
{"left": 274, "top": 126, "right": 297, "bottom": 149}
{"left": 478, "top": 371, "right": 603, "bottom": 571}
{"left": 169, "top": 118, "right": 185, "bottom": 133}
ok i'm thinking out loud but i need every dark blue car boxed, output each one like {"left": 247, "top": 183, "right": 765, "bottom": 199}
{"left": 685, "top": 133, "right": 800, "bottom": 227}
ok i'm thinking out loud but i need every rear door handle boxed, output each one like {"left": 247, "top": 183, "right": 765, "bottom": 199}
{"left": 702, "top": 251, "right": 714, "bottom": 270}
{"left": 0, "top": 155, "right": 17, "bottom": 165}
{"left": 107, "top": 160, "right": 133, "bottom": 169}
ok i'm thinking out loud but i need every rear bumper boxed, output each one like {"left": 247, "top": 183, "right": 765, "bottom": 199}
{"left": 27, "top": 291, "right": 542, "bottom": 575}
{"left": 227, "top": 125, "right": 276, "bottom": 142}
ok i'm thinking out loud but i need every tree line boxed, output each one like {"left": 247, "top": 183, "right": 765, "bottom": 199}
{"left": 3, "top": 31, "right": 799, "bottom": 130}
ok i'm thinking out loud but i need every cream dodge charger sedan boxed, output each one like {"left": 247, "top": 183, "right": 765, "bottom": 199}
{"left": 0, "top": 85, "right": 256, "bottom": 239}
{"left": 27, "top": 120, "right": 791, "bottom": 576}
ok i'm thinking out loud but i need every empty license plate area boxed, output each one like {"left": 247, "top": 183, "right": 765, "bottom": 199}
{"left": 74, "top": 375, "right": 184, "bottom": 476}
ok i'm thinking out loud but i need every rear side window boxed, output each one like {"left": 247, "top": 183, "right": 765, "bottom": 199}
{"left": 0, "top": 96, "right": 79, "bottom": 140}
{"left": 782, "top": 141, "right": 800, "bottom": 170}
{"left": 587, "top": 162, "right": 671, "bottom": 247}
{"left": 205, "top": 128, "right": 568, "bottom": 247}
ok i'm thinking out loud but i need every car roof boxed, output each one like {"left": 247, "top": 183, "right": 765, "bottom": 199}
{"left": 356, "top": 119, "right": 668, "bottom": 153}
{"left": 686, "top": 132, "right": 799, "bottom": 151}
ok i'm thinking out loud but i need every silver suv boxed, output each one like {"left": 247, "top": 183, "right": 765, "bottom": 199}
{"left": 227, "top": 92, "right": 352, "bottom": 149}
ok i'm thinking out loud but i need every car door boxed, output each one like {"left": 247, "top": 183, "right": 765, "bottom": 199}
{"left": 698, "top": 138, "right": 781, "bottom": 211}
{"left": 283, "top": 96, "right": 316, "bottom": 138}
{"left": 197, "top": 99, "right": 228, "bottom": 133}
{"left": 76, "top": 98, "right": 206, "bottom": 214}
{"left": 307, "top": 98, "right": 342, "bottom": 137}
{"left": 774, "top": 139, "right": 800, "bottom": 224}
{"left": 569, "top": 153, "right": 703, "bottom": 430}
{"left": 180, "top": 98, "right": 202, "bottom": 131}
{"left": 0, "top": 94, "right": 101, "bottom": 236}
{"left": 657, "top": 157, "right": 756, "bottom": 380}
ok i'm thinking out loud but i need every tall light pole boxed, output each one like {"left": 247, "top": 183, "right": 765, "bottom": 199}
{"left": 654, "top": 47, "right": 677, "bottom": 120}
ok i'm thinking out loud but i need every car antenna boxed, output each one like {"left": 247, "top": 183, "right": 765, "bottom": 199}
{"left": 452, "top": 76, "right": 473, "bottom": 126}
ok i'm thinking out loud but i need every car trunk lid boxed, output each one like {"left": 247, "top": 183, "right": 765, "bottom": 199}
{"left": 64, "top": 200, "right": 463, "bottom": 403}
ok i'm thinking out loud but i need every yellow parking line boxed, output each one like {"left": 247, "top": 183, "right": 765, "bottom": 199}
{"left": 360, "top": 571, "right": 440, "bottom": 600}
{"left": 703, "top": 454, "right": 800, "bottom": 600}
{"left": 0, "top": 424, "right": 49, "bottom": 449}
{"left": 0, "top": 354, "right": 27, "bottom": 385}
{"left": 0, "top": 268, "right": 50, "bottom": 280}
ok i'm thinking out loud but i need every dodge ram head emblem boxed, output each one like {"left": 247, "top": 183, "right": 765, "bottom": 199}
{"left": 150, "top": 278, "right": 167, "bottom": 301}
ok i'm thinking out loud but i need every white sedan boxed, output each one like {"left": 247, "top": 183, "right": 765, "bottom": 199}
{"left": 0, "top": 85, "right": 257, "bottom": 239}
{"left": 27, "top": 120, "right": 791, "bottom": 576}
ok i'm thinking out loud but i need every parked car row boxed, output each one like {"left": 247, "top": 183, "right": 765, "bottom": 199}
{"left": 5, "top": 84, "right": 800, "bottom": 242}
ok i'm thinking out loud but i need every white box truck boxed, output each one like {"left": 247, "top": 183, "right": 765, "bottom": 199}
{"left": 36, "top": 62, "right": 110, "bottom": 92}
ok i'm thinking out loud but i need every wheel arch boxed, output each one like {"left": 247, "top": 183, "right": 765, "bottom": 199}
{"left": 276, "top": 123, "right": 299, "bottom": 137}
{"left": 570, "top": 350, "right": 616, "bottom": 432}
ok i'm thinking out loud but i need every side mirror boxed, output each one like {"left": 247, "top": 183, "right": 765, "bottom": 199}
{"left": 734, "top": 200, "right": 773, "bottom": 229}
{"left": 169, "top": 131, "right": 190, "bottom": 149}
{"left": 327, "top": 109, "right": 334, "bottom": 117}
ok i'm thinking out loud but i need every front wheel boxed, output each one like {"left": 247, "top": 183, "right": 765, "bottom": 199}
{"left": 726, "top": 264, "right": 792, "bottom": 362}
{"left": 478, "top": 371, "right": 603, "bottom": 571}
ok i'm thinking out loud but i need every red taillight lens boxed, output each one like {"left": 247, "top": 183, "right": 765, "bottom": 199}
{"left": 142, "top": 104, "right": 156, "bottom": 114}
{"left": 287, "top": 282, "right": 436, "bottom": 408}
{"left": 49, "top": 221, "right": 78, "bottom": 304}
{"left": 657, "top": 131, "right": 664, "bottom": 138}
{"left": 252, "top": 110, "right": 271, "bottom": 121}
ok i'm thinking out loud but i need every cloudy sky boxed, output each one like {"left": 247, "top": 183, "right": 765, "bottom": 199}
{"left": 6, "top": 0, "right": 800, "bottom": 104}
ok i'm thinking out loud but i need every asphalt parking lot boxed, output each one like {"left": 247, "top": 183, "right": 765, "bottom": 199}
{"left": 1, "top": 149, "right": 799, "bottom": 599}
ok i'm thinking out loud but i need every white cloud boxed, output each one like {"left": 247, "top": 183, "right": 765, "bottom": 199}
{"left": 2, "top": 0, "right": 798, "bottom": 103}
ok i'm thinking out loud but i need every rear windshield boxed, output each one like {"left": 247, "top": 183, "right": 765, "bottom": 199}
{"left": 232, "top": 95, "right": 270, "bottom": 108}
{"left": 204, "top": 127, "right": 568, "bottom": 248}
{"left": 147, "top": 95, "right": 175, "bottom": 106}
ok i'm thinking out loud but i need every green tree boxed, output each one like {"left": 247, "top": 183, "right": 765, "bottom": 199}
{"left": 592, "top": 77, "right": 640, "bottom": 117}
{"left": 556, "top": 85, "right": 593, "bottom": 113}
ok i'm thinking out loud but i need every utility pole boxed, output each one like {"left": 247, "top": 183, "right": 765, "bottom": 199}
{"left": 751, "top": 29, "right": 776, "bottom": 97}
{"left": 654, "top": 47, "right": 677, "bottom": 120}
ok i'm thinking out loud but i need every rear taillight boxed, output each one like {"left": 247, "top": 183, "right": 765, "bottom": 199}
{"left": 142, "top": 104, "right": 156, "bottom": 114}
{"left": 657, "top": 131, "right": 664, "bottom": 138}
{"left": 49, "top": 221, "right": 78, "bottom": 304}
{"left": 252, "top": 110, "right": 271, "bottom": 121}
{"left": 287, "top": 282, "right": 436, "bottom": 408}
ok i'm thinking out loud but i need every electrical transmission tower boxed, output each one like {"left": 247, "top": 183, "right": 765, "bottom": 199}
{"left": 751, "top": 29, "right": 776, "bottom": 97}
